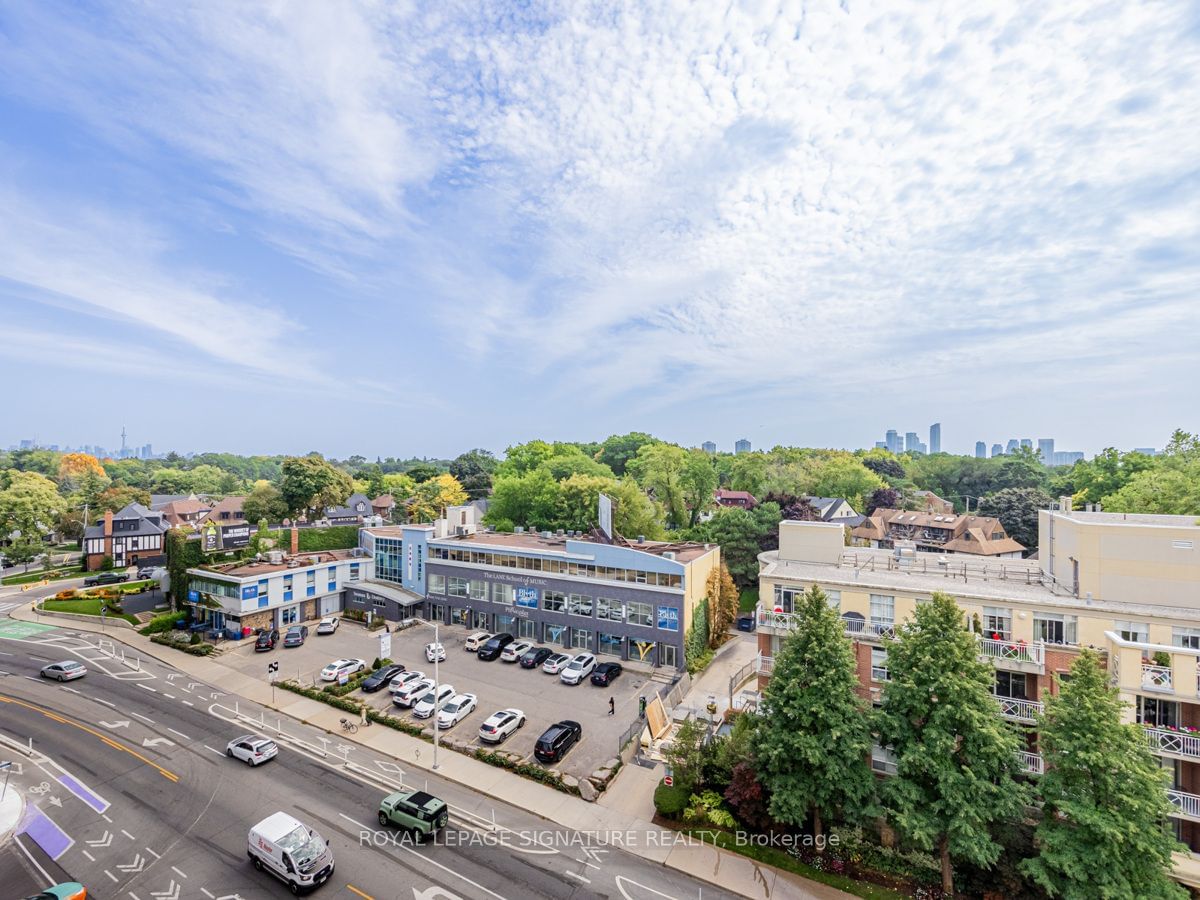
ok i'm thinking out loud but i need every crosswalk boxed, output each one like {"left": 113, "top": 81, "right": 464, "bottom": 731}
{"left": 0, "top": 602, "right": 20, "bottom": 615}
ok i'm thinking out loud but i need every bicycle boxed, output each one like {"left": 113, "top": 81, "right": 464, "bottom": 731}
{"left": 339, "top": 718, "right": 359, "bottom": 734}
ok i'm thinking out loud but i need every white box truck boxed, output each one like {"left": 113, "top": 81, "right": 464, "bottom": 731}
{"left": 248, "top": 811, "right": 335, "bottom": 894}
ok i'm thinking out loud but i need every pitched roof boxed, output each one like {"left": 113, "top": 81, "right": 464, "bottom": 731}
{"left": 372, "top": 494, "right": 395, "bottom": 507}
{"left": 850, "top": 508, "right": 1024, "bottom": 555}
{"left": 715, "top": 489, "right": 757, "bottom": 504}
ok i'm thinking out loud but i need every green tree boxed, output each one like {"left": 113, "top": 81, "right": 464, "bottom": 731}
{"left": 752, "top": 586, "right": 875, "bottom": 842}
{"left": 3, "top": 533, "right": 45, "bottom": 572}
{"left": 663, "top": 716, "right": 709, "bottom": 794}
{"left": 449, "top": 449, "right": 498, "bottom": 499}
{"left": 627, "top": 443, "right": 689, "bottom": 528}
{"left": 495, "top": 440, "right": 557, "bottom": 478}
{"left": 977, "top": 486, "right": 1054, "bottom": 549}
{"left": 1101, "top": 464, "right": 1200, "bottom": 515}
{"left": 727, "top": 452, "right": 768, "bottom": 495}
{"left": 606, "top": 477, "right": 665, "bottom": 540}
{"left": 279, "top": 456, "right": 354, "bottom": 519}
{"left": 684, "top": 597, "right": 709, "bottom": 671}
{"left": 555, "top": 474, "right": 612, "bottom": 533}
{"left": 682, "top": 503, "right": 781, "bottom": 588}
{"left": 706, "top": 562, "right": 740, "bottom": 643}
{"left": 1069, "top": 448, "right": 1156, "bottom": 505}
{"left": 94, "top": 485, "right": 152, "bottom": 513}
{"left": 1021, "top": 649, "right": 1185, "bottom": 899}
{"left": 680, "top": 449, "right": 719, "bottom": 527}
{"left": 0, "top": 470, "right": 62, "bottom": 540}
{"left": 484, "top": 468, "right": 562, "bottom": 531}
{"left": 807, "top": 455, "right": 887, "bottom": 512}
{"left": 406, "top": 473, "right": 468, "bottom": 523}
{"left": 878, "top": 592, "right": 1028, "bottom": 895}
{"left": 380, "top": 472, "right": 417, "bottom": 500}
{"left": 596, "top": 432, "right": 658, "bottom": 477}
{"left": 541, "top": 450, "right": 614, "bottom": 482}
{"left": 242, "top": 480, "right": 288, "bottom": 525}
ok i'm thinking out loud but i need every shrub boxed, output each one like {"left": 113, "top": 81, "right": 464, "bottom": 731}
{"left": 54, "top": 589, "right": 77, "bottom": 600}
{"left": 189, "top": 631, "right": 202, "bottom": 645}
{"left": 654, "top": 783, "right": 690, "bottom": 819}
{"left": 682, "top": 790, "right": 738, "bottom": 829}
{"left": 149, "top": 633, "right": 214, "bottom": 656}
{"left": 371, "top": 657, "right": 381, "bottom": 670}
{"left": 139, "top": 612, "right": 181, "bottom": 636}
{"left": 100, "top": 555, "right": 113, "bottom": 571}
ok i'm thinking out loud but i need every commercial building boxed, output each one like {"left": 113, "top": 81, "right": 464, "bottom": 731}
{"left": 929, "top": 423, "right": 941, "bottom": 455}
{"left": 852, "top": 508, "right": 1025, "bottom": 558}
{"left": 1037, "top": 438, "right": 1054, "bottom": 462}
{"left": 756, "top": 512, "right": 1200, "bottom": 873}
{"left": 991, "top": 443, "right": 1004, "bottom": 457}
{"left": 82, "top": 503, "right": 167, "bottom": 571}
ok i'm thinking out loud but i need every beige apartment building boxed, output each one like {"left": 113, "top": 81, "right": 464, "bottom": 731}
{"left": 755, "top": 510, "right": 1200, "bottom": 879}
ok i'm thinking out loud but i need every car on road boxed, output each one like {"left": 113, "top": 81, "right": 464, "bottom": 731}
{"left": 83, "top": 571, "right": 128, "bottom": 587}
{"left": 21, "top": 883, "right": 87, "bottom": 900}
{"left": 477, "top": 633, "right": 515, "bottom": 661}
{"left": 534, "top": 720, "right": 582, "bottom": 764}
{"left": 320, "top": 658, "right": 367, "bottom": 682}
{"left": 559, "top": 653, "right": 596, "bottom": 685}
{"left": 254, "top": 628, "right": 280, "bottom": 651}
{"left": 541, "top": 652, "right": 571, "bottom": 674}
{"left": 392, "top": 677, "right": 435, "bottom": 708}
{"left": 225, "top": 734, "right": 279, "bottom": 766}
{"left": 437, "top": 692, "right": 478, "bottom": 729}
{"left": 377, "top": 790, "right": 448, "bottom": 843}
{"left": 247, "top": 812, "right": 335, "bottom": 895}
{"left": 500, "top": 640, "right": 533, "bottom": 663}
{"left": 412, "top": 684, "right": 455, "bottom": 719}
{"left": 282, "top": 625, "right": 308, "bottom": 647}
{"left": 316, "top": 617, "right": 339, "bottom": 635}
{"left": 519, "top": 646, "right": 553, "bottom": 669}
{"left": 425, "top": 642, "right": 446, "bottom": 663}
{"left": 464, "top": 631, "right": 492, "bottom": 652}
{"left": 478, "top": 708, "right": 526, "bottom": 743}
{"left": 590, "top": 661, "right": 623, "bottom": 686}
{"left": 387, "top": 670, "right": 427, "bottom": 694}
{"left": 39, "top": 660, "right": 86, "bottom": 682}
{"left": 361, "top": 664, "right": 407, "bottom": 692}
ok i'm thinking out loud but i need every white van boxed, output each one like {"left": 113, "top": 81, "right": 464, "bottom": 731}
{"left": 248, "top": 811, "right": 335, "bottom": 894}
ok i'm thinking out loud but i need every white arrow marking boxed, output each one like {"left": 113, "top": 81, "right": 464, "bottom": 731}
{"left": 165, "top": 674, "right": 180, "bottom": 682}
{"left": 86, "top": 830, "right": 112, "bottom": 848}
{"left": 215, "top": 894, "right": 245, "bottom": 900}
{"left": 99, "top": 720, "right": 130, "bottom": 729}
{"left": 116, "top": 853, "right": 145, "bottom": 873}
{"left": 150, "top": 880, "right": 179, "bottom": 900}
{"left": 187, "top": 682, "right": 203, "bottom": 690}
{"left": 48, "top": 796, "right": 62, "bottom": 807}
{"left": 412, "top": 888, "right": 464, "bottom": 900}
{"left": 141, "top": 737, "right": 175, "bottom": 748}
{"left": 580, "top": 845, "right": 607, "bottom": 864}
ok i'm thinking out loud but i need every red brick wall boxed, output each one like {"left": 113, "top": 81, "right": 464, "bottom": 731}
{"left": 854, "top": 642, "right": 873, "bottom": 701}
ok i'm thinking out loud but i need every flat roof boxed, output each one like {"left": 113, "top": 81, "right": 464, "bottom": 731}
{"left": 197, "top": 549, "right": 363, "bottom": 578}
{"left": 433, "top": 529, "right": 715, "bottom": 563}
{"left": 1048, "top": 510, "right": 1200, "bottom": 529}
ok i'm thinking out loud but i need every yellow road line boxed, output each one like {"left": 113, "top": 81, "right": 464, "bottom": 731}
{"left": 346, "top": 885, "right": 374, "bottom": 899}
{"left": 0, "top": 693, "right": 179, "bottom": 782}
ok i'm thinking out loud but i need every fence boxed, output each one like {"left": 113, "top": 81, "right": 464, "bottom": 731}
{"left": 657, "top": 672, "right": 692, "bottom": 711}
{"left": 617, "top": 717, "right": 646, "bottom": 762}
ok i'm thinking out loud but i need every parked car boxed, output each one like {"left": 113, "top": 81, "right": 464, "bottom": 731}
{"left": 478, "top": 708, "right": 526, "bottom": 744}
{"left": 500, "top": 640, "right": 533, "bottom": 663}
{"left": 254, "top": 629, "right": 280, "bottom": 651}
{"left": 590, "top": 661, "right": 623, "bottom": 686}
{"left": 282, "top": 625, "right": 308, "bottom": 647}
{"left": 316, "top": 617, "right": 339, "bottom": 635}
{"left": 477, "top": 633, "right": 515, "bottom": 661}
{"left": 534, "top": 720, "right": 582, "bottom": 764}
{"left": 377, "top": 790, "right": 448, "bottom": 843}
{"left": 541, "top": 652, "right": 571, "bottom": 674}
{"left": 520, "top": 646, "right": 553, "bottom": 669}
{"left": 425, "top": 642, "right": 446, "bottom": 663}
{"left": 320, "top": 658, "right": 367, "bottom": 682}
{"left": 136, "top": 567, "right": 158, "bottom": 580}
{"left": 464, "top": 631, "right": 492, "bottom": 652}
{"left": 388, "top": 670, "right": 427, "bottom": 694}
{"left": 559, "top": 653, "right": 597, "bottom": 685}
{"left": 39, "top": 660, "right": 86, "bottom": 682}
{"left": 392, "top": 677, "right": 435, "bottom": 708}
{"left": 361, "top": 664, "right": 407, "bottom": 693}
{"left": 83, "top": 571, "right": 127, "bottom": 587}
{"left": 436, "top": 693, "right": 478, "bottom": 729}
{"left": 225, "top": 734, "right": 278, "bottom": 766}
{"left": 412, "top": 684, "right": 456, "bottom": 719}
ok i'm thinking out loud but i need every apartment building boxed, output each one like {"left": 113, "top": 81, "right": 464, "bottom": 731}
{"left": 756, "top": 514, "right": 1200, "bottom": 872}
{"left": 852, "top": 508, "right": 1025, "bottom": 558}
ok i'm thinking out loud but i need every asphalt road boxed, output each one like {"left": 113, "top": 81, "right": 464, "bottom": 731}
{"left": 0, "top": 623, "right": 738, "bottom": 900}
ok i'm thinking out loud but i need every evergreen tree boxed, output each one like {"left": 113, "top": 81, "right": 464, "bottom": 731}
{"left": 877, "top": 592, "right": 1028, "bottom": 895}
{"left": 752, "top": 586, "right": 875, "bottom": 841}
{"left": 1022, "top": 649, "right": 1185, "bottom": 899}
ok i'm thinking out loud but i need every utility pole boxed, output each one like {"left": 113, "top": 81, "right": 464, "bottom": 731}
{"left": 432, "top": 622, "right": 440, "bottom": 771}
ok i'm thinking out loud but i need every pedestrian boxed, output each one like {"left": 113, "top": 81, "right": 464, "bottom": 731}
{"left": 360, "top": 702, "right": 369, "bottom": 727}
{"left": 608, "top": 696, "right": 615, "bottom": 716}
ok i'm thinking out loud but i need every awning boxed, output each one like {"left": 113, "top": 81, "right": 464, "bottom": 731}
{"left": 353, "top": 580, "right": 424, "bottom": 607}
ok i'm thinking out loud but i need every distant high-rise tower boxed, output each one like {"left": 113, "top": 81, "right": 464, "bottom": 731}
{"left": 905, "top": 432, "right": 919, "bottom": 453}
{"left": 734, "top": 438, "right": 751, "bottom": 454}
{"left": 929, "top": 423, "right": 941, "bottom": 455}
{"left": 1020, "top": 438, "right": 1032, "bottom": 450}
{"left": 992, "top": 443, "right": 1004, "bottom": 457}
{"left": 975, "top": 441, "right": 986, "bottom": 459}
{"left": 874, "top": 441, "right": 887, "bottom": 450}
{"left": 885, "top": 430, "right": 902, "bottom": 454}
{"left": 1006, "top": 439, "right": 1019, "bottom": 454}
{"left": 701, "top": 441, "right": 716, "bottom": 454}
{"left": 1037, "top": 438, "right": 1054, "bottom": 463}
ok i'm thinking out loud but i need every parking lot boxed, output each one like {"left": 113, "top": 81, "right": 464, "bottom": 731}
{"left": 221, "top": 617, "right": 653, "bottom": 779}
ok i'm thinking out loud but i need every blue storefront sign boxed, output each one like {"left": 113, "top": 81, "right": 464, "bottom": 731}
{"left": 515, "top": 587, "right": 538, "bottom": 609}
{"left": 241, "top": 584, "right": 258, "bottom": 600}
{"left": 188, "top": 590, "right": 199, "bottom": 603}
{"left": 657, "top": 606, "right": 679, "bottom": 631}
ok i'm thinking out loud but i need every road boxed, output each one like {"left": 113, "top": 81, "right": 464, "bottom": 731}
{"left": 0, "top": 620, "right": 739, "bottom": 900}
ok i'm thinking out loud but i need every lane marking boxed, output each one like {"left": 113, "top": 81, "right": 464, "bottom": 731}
{"left": 93, "top": 697, "right": 117, "bottom": 708}
{"left": 346, "top": 886, "right": 373, "bottom": 900}
{"left": 105, "top": 870, "right": 118, "bottom": 883}
{"left": 167, "top": 727, "right": 191, "bottom": 741}
{"left": 564, "top": 870, "right": 591, "bottom": 884}
{"left": 29, "top": 655, "right": 50, "bottom": 662}
{"left": 122, "top": 829, "right": 136, "bottom": 840}
{"left": 181, "top": 700, "right": 193, "bottom": 707}
{"left": 83, "top": 850, "right": 95, "bottom": 862}
{"left": 162, "top": 693, "right": 175, "bottom": 699}
{"left": 201, "top": 891, "right": 214, "bottom": 899}
{"left": 171, "top": 866, "right": 187, "bottom": 878}
{"left": 204, "top": 745, "right": 224, "bottom": 756}
{"left": 102, "top": 814, "right": 113, "bottom": 823}
{"left": 62, "top": 686, "right": 80, "bottom": 694}
{"left": 13, "top": 835, "right": 54, "bottom": 886}
{"left": 131, "top": 712, "right": 155, "bottom": 724}
{"left": 145, "top": 847, "right": 162, "bottom": 860}
{"left": 137, "top": 685, "right": 157, "bottom": 693}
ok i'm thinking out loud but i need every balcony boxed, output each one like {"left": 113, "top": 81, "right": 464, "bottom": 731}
{"left": 756, "top": 605, "right": 799, "bottom": 632}
{"left": 756, "top": 654, "right": 774, "bottom": 676}
{"left": 755, "top": 604, "right": 895, "bottom": 640}
{"left": 1016, "top": 751, "right": 1044, "bottom": 775}
{"left": 993, "top": 693, "right": 1044, "bottom": 724}
{"left": 978, "top": 637, "right": 1045, "bottom": 674}
{"left": 1145, "top": 727, "right": 1200, "bottom": 762}
{"left": 1168, "top": 789, "right": 1200, "bottom": 823}
{"left": 1143, "top": 664, "right": 1174, "bottom": 693}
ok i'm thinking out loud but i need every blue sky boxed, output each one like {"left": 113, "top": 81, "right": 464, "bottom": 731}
{"left": 1, "top": 1, "right": 1197, "bottom": 459}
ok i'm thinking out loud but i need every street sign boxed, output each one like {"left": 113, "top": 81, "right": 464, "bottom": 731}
{"left": 267, "top": 661, "right": 279, "bottom": 681}
{"left": 338, "top": 672, "right": 349, "bottom": 686}
{"left": 379, "top": 631, "right": 392, "bottom": 660}
{"left": 663, "top": 774, "right": 673, "bottom": 787}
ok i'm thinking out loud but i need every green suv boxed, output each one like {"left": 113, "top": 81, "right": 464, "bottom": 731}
{"left": 377, "top": 790, "right": 449, "bottom": 842}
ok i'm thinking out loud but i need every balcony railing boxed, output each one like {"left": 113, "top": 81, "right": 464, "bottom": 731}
{"left": 843, "top": 617, "right": 895, "bottom": 639}
{"left": 756, "top": 606, "right": 799, "bottom": 631}
{"left": 993, "top": 694, "right": 1044, "bottom": 723}
{"left": 1142, "top": 664, "right": 1174, "bottom": 692}
{"left": 1145, "top": 727, "right": 1200, "bottom": 760}
{"left": 1168, "top": 789, "right": 1200, "bottom": 822}
{"left": 755, "top": 604, "right": 897, "bottom": 640}
{"left": 756, "top": 654, "right": 774, "bottom": 676}
{"left": 1016, "top": 751, "right": 1044, "bottom": 775}
{"left": 978, "top": 637, "right": 1045, "bottom": 667}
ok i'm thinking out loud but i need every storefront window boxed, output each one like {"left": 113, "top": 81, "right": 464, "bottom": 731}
{"left": 567, "top": 594, "right": 593, "bottom": 617}
{"left": 571, "top": 628, "right": 591, "bottom": 650}
{"left": 428, "top": 574, "right": 445, "bottom": 595}
{"left": 545, "top": 624, "right": 566, "bottom": 645}
{"left": 519, "top": 619, "right": 538, "bottom": 640}
{"left": 596, "top": 598, "right": 623, "bottom": 622}
{"left": 496, "top": 615, "right": 516, "bottom": 636}
{"left": 626, "top": 602, "right": 652, "bottom": 627}
{"left": 543, "top": 591, "right": 566, "bottom": 613}
{"left": 598, "top": 633, "right": 623, "bottom": 657}
{"left": 472, "top": 610, "right": 490, "bottom": 630}
{"left": 451, "top": 608, "right": 469, "bottom": 626}
{"left": 659, "top": 643, "right": 677, "bottom": 668}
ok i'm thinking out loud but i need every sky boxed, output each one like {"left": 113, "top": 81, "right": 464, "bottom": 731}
{"left": 1, "top": 1, "right": 1197, "bottom": 460}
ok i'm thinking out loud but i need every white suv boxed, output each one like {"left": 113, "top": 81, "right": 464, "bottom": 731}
{"left": 464, "top": 632, "right": 492, "bottom": 652}
{"left": 500, "top": 641, "right": 533, "bottom": 663}
{"left": 559, "top": 653, "right": 596, "bottom": 685}
{"left": 412, "top": 684, "right": 455, "bottom": 719}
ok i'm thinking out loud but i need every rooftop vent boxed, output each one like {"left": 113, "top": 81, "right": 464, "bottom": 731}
{"left": 662, "top": 551, "right": 676, "bottom": 561}
{"left": 515, "top": 526, "right": 525, "bottom": 533}
{"left": 637, "top": 535, "right": 646, "bottom": 544}
{"left": 542, "top": 531, "right": 552, "bottom": 539}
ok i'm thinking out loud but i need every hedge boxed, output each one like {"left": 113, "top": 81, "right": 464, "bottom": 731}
{"left": 150, "top": 633, "right": 215, "bottom": 655}
{"left": 653, "top": 782, "right": 691, "bottom": 818}
{"left": 293, "top": 526, "right": 360, "bottom": 552}
{"left": 139, "top": 612, "right": 182, "bottom": 636}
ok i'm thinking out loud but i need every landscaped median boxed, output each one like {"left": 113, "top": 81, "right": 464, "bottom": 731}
{"left": 38, "top": 582, "right": 158, "bottom": 625}
{"left": 1, "top": 566, "right": 84, "bottom": 586}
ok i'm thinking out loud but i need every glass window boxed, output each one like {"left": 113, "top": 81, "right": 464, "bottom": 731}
{"left": 543, "top": 591, "right": 566, "bottom": 613}
{"left": 571, "top": 628, "right": 591, "bottom": 650}
{"left": 1033, "top": 612, "right": 1077, "bottom": 645}
{"left": 567, "top": 594, "right": 593, "bottom": 617}
{"left": 657, "top": 606, "right": 680, "bottom": 631}
{"left": 451, "top": 608, "right": 469, "bottom": 626}
{"left": 428, "top": 574, "right": 446, "bottom": 595}
{"left": 545, "top": 623, "right": 566, "bottom": 645}
{"left": 306, "top": 570, "right": 315, "bottom": 585}
{"left": 472, "top": 610, "right": 490, "bottom": 630}
{"left": 660, "top": 643, "right": 678, "bottom": 668}
{"left": 519, "top": 619, "right": 538, "bottom": 639}
{"left": 870, "top": 647, "right": 889, "bottom": 682}
{"left": 869, "top": 594, "right": 895, "bottom": 634}
{"left": 983, "top": 606, "right": 1012, "bottom": 641}
{"left": 469, "top": 580, "right": 487, "bottom": 601}
{"left": 281, "top": 606, "right": 298, "bottom": 625}
{"left": 1137, "top": 695, "right": 1180, "bottom": 728}
{"left": 871, "top": 745, "right": 897, "bottom": 775}
{"left": 994, "top": 671, "right": 1027, "bottom": 699}
{"left": 773, "top": 585, "right": 803, "bottom": 613}
{"left": 627, "top": 602, "right": 653, "bottom": 627}
{"left": 599, "top": 633, "right": 623, "bottom": 656}
{"left": 491, "top": 582, "right": 514, "bottom": 606}
{"left": 1117, "top": 620, "right": 1149, "bottom": 643}
{"left": 597, "top": 598, "right": 624, "bottom": 622}
{"left": 349, "top": 563, "right": 360, "bottom": 581}
{"left": 1173, "top": 627, "right": 1200, "bottom": 650}
{"left": 448, "top": 577, "right": 469, "bottom": 598}
{"left": 496, "top": 615, "right": 516, "bottom": 636}
{"left": 823, "top": 589, "right": 841, "bottom": 612}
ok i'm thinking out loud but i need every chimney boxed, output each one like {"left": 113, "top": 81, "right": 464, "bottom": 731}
{"left": 290, "top": 526, "right": 299, "bottom": 556}
{"left": 103, "top": 510, "right": 114, "bottom": 561}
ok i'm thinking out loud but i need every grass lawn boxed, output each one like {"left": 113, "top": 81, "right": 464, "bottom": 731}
{"left": 682, "top": 829, "right": 909, "bottom": 900}
{"left": 738, "top": 587, "right": 759, "bottom": 613}
{"left": 2, "top": 567, "right": 85, "bottom": 586}
{"left": 41, "top": 597, "right": 139, "bottom": 625}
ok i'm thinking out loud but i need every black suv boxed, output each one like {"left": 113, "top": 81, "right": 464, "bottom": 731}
{"left": 534, "top": 720, "right": 582, "bottom": 764}
{"left": 254, "top": 629, "right": 280, "bottom": 651}
{"left": 83, "top": 571, "right": 128, "bottom": 587}
{"left": 477, "top": 633, "right": 515, "bottom": 661}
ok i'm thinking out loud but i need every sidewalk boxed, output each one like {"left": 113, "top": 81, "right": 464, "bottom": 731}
{"left": 8, "top": 600, "right": 853, "bottom": 899}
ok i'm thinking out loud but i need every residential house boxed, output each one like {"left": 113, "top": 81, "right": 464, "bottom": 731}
{"left": 911, "top": 489, "right": 955, "bottom": 515}
{"left": 155, "top": 497, "right": 212, "bottom": 529}
{"left": 852, "top": 508, "right": 1025, "bottom": 558}
{"left": 803, "top": 496, "right": 865, "bottom": 527}
{"left": 714, "top": 489, "right": 758, "bottom": 509}
{"left": 324, "top": 493, "right": 373, "bottom": 526}
{"left": 371, "top": 494, "right": 396, "bottom": 521}
{"left": 82, "top": 503, "right": 167, "bottom": 571}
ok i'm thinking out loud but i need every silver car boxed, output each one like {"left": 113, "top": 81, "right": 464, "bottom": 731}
{"left": 40, "top": 660, "right": 86, "bottom": 682}
{"left": 225, "top": 734, "right": 279, "bottom": 766}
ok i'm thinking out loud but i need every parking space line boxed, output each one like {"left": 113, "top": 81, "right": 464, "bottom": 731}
{"left": 105, "top": 870, "right": 118, "bottom": 883}
{"left": 82, "top": 850, "right": 95, "bottom": 862}
{"left": 201, "top": 890, "right": 214, "bottom": 899}
{"left": 13, "top": 835, "right": 54, "bottom": 886}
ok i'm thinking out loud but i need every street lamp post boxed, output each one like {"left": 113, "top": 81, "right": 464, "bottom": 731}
{"left": 432, "top": 622, "right": 440, "bottom": 771}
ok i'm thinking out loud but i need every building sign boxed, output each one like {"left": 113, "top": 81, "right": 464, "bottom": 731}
{"left": 657, "top": 606, "right": 679, "bottom": 631}
{"left": 379, "top": 632, "right": 392, "bottom": 660}
{"left": 221, "top": 525, "right": 251, "bottom": 549}
{"left": 515, "top": 587, "right": 539, "bottom": 609}
{"left": 407, "top": 544, "right": 413, "bottom": 582}
{"left": 481, "top": 571, "right": 548, "bottom": 588}
{"left": 202, "top": 524, "right": 219, "bottom": 552}
{"left": 241, "top": 585, "right": 258, "bottom": 600}
{"left": 188, "top": 590, "right": 199, "bottom": 603}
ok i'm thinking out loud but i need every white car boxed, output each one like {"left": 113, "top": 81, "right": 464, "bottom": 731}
{"left": 225, "top": 734, "right": 278, "bottom": 766}
{"left": 500, "top": 641, "right": 533, "bottom": 663}
{"left": 316, "top": 617, "right": 339, "bottom": 635}
{"left": 437, "top": 693, "right": 478, "bottom": 729}
{"left": 559, "top": 653, "right": 596, "bottom": 685}
{"left": 320, "top": 658, "right": 367, "bottom": 682}
{"left": 541, "top": 652, "right": 571, "bottom": 675}
{"left": 388, "top": 670, "right": 427, "bottom": 694}
{"left": 425, "top": 642, "right": 446, "bottom": 663}
{"left": 392, "top": 677, "right": 435, "bottom": 708}
{"left": 39, "top": 660, "right": 87, "bottom": 682}
{"left": 412, "top": 684, "right": 455, "bottom": 719}
{"left": 478, "top": 708, "right": 526, "bottom": 744}
{"left": 464, "top": 631, "right": 492, "bottom": 652}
